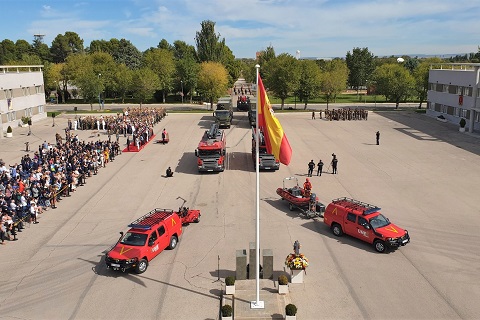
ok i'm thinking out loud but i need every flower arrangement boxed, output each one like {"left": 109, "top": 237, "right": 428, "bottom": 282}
{"left": 285, "top": 253, "right": 309, "bottom": 270}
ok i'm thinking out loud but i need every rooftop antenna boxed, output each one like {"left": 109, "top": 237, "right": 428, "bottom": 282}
{"left": 33, "top": 34, "right": 45, "bottom": 43}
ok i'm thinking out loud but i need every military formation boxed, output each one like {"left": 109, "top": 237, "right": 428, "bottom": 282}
{"left": 315, "top": 108, "right": 368, "bottom": 121}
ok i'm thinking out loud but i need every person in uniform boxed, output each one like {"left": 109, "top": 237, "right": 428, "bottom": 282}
{"left": 307, "top": 160, "right": 315, "bottom": 177}
{"left": 331, "top": 154, "right": 338, "bottom": 174}
{"left": 166, "top": 167, "right": 174, "bottom": 177}
{"left": 317, "top": 160, "right": 324, "bottom": 176}
{"left": 376, "top": 131, "right": 380, "bottom": 145}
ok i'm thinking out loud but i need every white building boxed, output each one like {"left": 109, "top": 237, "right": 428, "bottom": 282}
{"left": 427, "top": 63, "right": 480, "bottom": 132}
{"left": 0, "top": 65, "right": 47, "bottom": 133}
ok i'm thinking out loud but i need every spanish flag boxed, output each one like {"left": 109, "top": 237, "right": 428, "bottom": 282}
{"left": 257, "top": 75, "right": 292, "bottom": 165}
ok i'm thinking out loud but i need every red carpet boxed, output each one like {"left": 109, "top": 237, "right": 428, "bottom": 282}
{"left": 122, "top": 134, "right": 156, "bottom": 153}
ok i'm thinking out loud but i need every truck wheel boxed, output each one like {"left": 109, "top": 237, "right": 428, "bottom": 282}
{"left": 168, "top": 235, "right": 178, "bottom": 250}
{"left": 135, "top": 259, "right": 148, "bottom": 274}
{"left": 374, "top": 240, "right": 386, "bottom": 253}
{"left": 332, "top": 223, "right": 343, "bottom": 237}
{"left": 289, "top": 203, "right": 294, "bottom": 211}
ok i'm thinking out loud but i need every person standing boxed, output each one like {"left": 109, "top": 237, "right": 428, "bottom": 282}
{"left": 303, "top": 178, "right": 312, "bottom": 197}
{"left": 317, "top": 160, "right": 324, "bottom": 176}
{"left": 312, "top": 111, "right": 315, "bottom": 120}
{"left": 331, "top": 154, "right": 338, "bottom": 174}
{"left": 307, "top": 160, "right": 315, "bottom": 177}
{"left": 376, "top": 131, "right": 380, "bottom": 145}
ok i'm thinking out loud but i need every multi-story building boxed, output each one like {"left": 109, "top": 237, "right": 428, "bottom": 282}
{"left": 427, "top": 63, "right": 480, "bottom": 132}
{"left": 0, "top": 65, "right": 47, "bottom": 133}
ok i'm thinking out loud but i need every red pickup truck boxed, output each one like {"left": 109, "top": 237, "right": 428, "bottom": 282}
{"left": 106, "top": 201, "right": 200, "bottom": 273}
{"left": 323, "top": 197, "right": 410, "bottom": 253}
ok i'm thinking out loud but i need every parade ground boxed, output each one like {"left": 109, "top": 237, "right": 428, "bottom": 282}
{"left": 1, "top": 107, "right": 480, "bottom": 319}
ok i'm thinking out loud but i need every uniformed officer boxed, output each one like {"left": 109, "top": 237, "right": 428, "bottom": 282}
{"left": 307, "top": 160, "right": 315, "bottom": 177}
{"left": 317, "top": 160, "right": 324, "bottom": 176}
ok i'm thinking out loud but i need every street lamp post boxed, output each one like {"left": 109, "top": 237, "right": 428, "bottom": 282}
{"left": 181, "top": 80, "right": 184, "bottom": 104}
{"left": 98, "top": 73, "right": 102, "bottom": 109}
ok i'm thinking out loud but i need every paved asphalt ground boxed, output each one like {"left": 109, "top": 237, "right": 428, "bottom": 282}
{"left": 1, "top": 103, "right": 480, "bottom": 320}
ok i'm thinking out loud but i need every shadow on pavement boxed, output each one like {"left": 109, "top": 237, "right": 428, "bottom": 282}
{"left": 378, "top": 111, "right": 480, "bottom": 157}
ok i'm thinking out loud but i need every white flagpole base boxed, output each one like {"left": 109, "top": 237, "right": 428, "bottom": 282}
{"left": 250, "top": 300, "right": 265, "bottom": 309}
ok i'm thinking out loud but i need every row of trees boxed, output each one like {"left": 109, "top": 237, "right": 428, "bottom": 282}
{"left": 1, "top": 22, "right": 479, "bottom": 109}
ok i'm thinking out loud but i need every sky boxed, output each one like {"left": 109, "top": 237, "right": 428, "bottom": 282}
{"left": 1, "top": 0, "right": 479, "bottom": 59}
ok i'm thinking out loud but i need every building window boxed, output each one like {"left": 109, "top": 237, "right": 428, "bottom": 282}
{"left": 429, "top": 82, "right": 436, "bottom": 91}
{"left": 35, "top": 85, "right": 42, "bottom": 94}
{"left": 442, "top": 105, "right": 448, "bottom": 113}
{"left": 457, "top": 86, "right": 463, "bottom": 95}
{"left": 443, "top": 84, "right": 449, "bottom": 93}
{"left": 436, "top": 84, "right": 443, "bottom": 92}
{"left": 447, "top": 106, "right": 454, "bottom": 115}
{"left": 7, "top": 112, "right": 16, "bottom": 122}
{"left": 5, "top": 89, "right": 13, "bottom": 99}
{"left": 38, "top": 105, "right": 44, "bottom": 113}
{"left": 449, "top": 85, "right": 457, "bottom": 94}
{"left": 455, "top": 107, "right": 460, "bottom": 117}
{"left": 434, "top": 103, "right": 441, "bottom": 112}
{"left": 464, "top": 87, "right": 473, "bottom": 97}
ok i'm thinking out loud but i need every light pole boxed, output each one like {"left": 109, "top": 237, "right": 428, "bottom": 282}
{"left": 181, "top": 80, "right": 184, "bottom": 104}
{"left": 98, "top": 73, "right": 102, "bottom": 109}
{"left": 54, "top": 81, "right": 58, "bottom": 104}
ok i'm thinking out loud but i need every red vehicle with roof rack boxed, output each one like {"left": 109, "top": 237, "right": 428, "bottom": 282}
{"left": 323, "top": 197, "right": 410, "bottom": 253}
{"left": 105, "top": 198, "right": 200, "bottom": 273}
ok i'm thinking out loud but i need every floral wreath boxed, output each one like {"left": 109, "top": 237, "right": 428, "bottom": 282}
{"left": 285, "top": 253, "right": 309, "bottom": 270}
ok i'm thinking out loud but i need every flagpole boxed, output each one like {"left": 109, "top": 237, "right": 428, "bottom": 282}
{"left": 251, "top": 64, "right": 264, "bottom": 309}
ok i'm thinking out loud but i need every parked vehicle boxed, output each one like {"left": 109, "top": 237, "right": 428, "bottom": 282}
{"left": 105, "top": 198, "right": 200, "bottom": 274}
{"left": 195, "top": 123, "right": 226, "bottom": 172}
{"left": 323, "top": 197, "right": 410, "bottom": 253}
{"left": 213, "top": 109, "right": 232, "bottom": 128}
{"left": 276, "top": 176, "right": 325, "bottom": 218}
{"left": 252, "top": 128, "right": 279, "bottom": 170}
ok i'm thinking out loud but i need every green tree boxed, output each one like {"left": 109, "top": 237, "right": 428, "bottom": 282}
{"left": 0, "top": 39, "right": 16, "bottom": 64}
{"left": 144, "top": 48, "right": 176, "bottom": 103}
{"left": 113, "top": 63, "right": 134, "bottom": 103}
{"left": 173, "top": 40, "right": 196, "bottom": 60}
{"left": 50, "top": 31, "right": 84, "bottom": 63}
{"left": 320, "top": 59, "right": 349, "bottom": 109}
{"left": 264, "top": 53, "right": 299, "bottom": 109}
{"left": 258, "top": 45, "right": 276, "bottom": 72}
{"left": 158, "top": 39, "right": 173, "bottom": 51}
{"left": 89, "top": 38, "right": 141, "bottom": 69}
{"left": 373, "top": 63, "right": 415, "bottom": 108}
{"left": 346, "top": 47, "right": 375, "bottom": 96}
{"left": 413, "top": 58, "right": 442, "bottom": 108}
{"left": 132, "top": 68, "right": 160, "bottom": 106}
{"left": 176, "top": 55, "right": 200, "bottom": 103}
{"left": 197, "top": 61, "right": 229, "bottom": 110}
{"left": 15, "top": 40, "right": 32, "bottom": 60}
{"left": 195, "top": 20, "right": 228, "bottom": 63}
{"left": 32, "top": 37, "right": 51, "bottom": 62}
{"left": 297, "top": 60, "right": 322, "bottom": 109}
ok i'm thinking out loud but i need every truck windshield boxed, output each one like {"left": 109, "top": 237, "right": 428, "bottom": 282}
{"left": 215, "top": 111, "right": 230, "bottom": 119}
{"left": 369, "top": 214, "right": 390, "bottom": 229}
{"left": 120, "top": 232, "right": 147, "bottom": 246}
{"left": 198, "top": 149, "right": 221, "bottom": 157}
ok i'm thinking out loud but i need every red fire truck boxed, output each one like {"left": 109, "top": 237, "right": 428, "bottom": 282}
{"left": 195, "top": 123, "right": 226, "bottom": 172}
